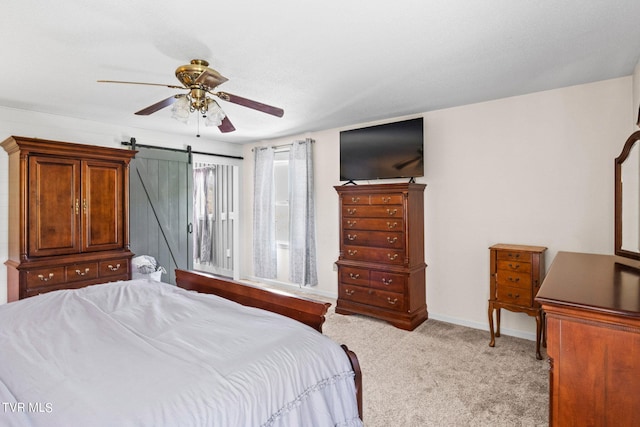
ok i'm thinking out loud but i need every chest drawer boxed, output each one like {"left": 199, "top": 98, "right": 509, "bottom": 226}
{"left": 339, "top": 266, "right": 370, "bottom": 286}
{"left": 369, "top": 270, "right": 406, "bottom": 293}
{"left": 497, "top": 260, "right": 532, "bottom": 274}
{"left": 496, "top": 251, "right": 532, "bottom": 263}
{"left": 339, "top": 284, "right": 406, "bottom": 312}
{"left": 370, "top": 194, "right": 403, "bottom": 205}
{"left": 343, "top": 218, "right": 404, "bottom": 232}
{"left": 25, "top": 266, "right": 66, "bottom": 288}
{"left": 343, "top": 245, "right": 405, "bottom": 265}
{"left": 99, "top": 259, "right": 130, "bottom": 277}
{"left": 344, "top": 230, "right": 404, "bottom": 249}
{"left": 496, "top": 270, "right": 532, "bottom": 290}
{"left": 342, "top": 205, "right": 404, "bottom": 218}
{"left": 497, "top": 285, "right": 532, "bottom": 306}
{"left": 66, "top": 262, "right": 99, "bottom": 283}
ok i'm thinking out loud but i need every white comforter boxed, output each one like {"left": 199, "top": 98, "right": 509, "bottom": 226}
{"left": 0, "top": 280, "right": 362, "bottom": 427}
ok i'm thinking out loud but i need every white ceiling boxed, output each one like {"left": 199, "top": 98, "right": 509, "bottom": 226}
{"left": 3, "top": 1, "right": 640, "bottom": 144}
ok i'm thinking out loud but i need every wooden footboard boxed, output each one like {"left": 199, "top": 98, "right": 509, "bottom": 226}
{"left": 174, "top": 269, "right": 363, "bottom": 421}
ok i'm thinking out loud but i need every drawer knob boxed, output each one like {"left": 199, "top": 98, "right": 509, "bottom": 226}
{"left": 382, "top": 278, "right": 393, "bottom": 285}
{"left": 508, "top": 263, "right": 520, "bottom": 269}
{"left": 348, "top": 249, "right": 358, "bottom": 256}
{"left": 351, "top": 197, "right": 360, "bottom": 203}
{"left": 508, "top": 276, "right": 520, "bottom": 283}
{"left": 347, "top": 208, "right": 357, "bottom": 215}
{"left": 75, "top": 268, "right": 90, "bottom": 276}
{"left": 508, "top": 253, "right": 520, "bottom": 258}
{"left": 382, "top": 196, "right": 391, "bottom": 203}
{"left": 386, "top": 222, "right": 398, "bottom": 229}
{"left": 387, "top": 236, "right": 398, "bottom": 244}
{"left": 387, "top": 208, "right": 398, "bottom": 216}
{"left": 37, "top": 273, "right": 54, "bottom": 282}
{"left": 347, "top": 234, "right": 358, "bottom": 241}
{"left": 507, "top": 293, "right": 520, "bottom": 299}
{"left": 108, "top": 264, "right": 121, "bottom": 271}
{"left": 349, "top": 273, "right": 360, "bottom": 279}
{"left": 345, "top": 289, "right": 355, "bottom": 296}
{"left": 347, "top": 220, "right": 356, "bottom": 228}
{"left": 387, "top": 253, "right": 399, "bottom": 260}
{"left": 387, "top": 297, "right": 398, "bottom": 305}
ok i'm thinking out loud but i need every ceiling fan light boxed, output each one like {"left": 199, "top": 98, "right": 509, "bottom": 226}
{"left": 204, "top": 100, "right": 226, "bottom": 127}
{"left": 171, "top": 96, "right": 190, "bottom": 123}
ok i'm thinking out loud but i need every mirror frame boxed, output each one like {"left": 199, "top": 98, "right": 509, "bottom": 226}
{"left": 615, "top": 130, "right": 640, "bottom": 260}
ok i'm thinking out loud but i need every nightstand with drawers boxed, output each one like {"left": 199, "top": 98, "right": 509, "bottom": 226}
{"left": 488, "top": 243, "right": 547, "bottom": 359}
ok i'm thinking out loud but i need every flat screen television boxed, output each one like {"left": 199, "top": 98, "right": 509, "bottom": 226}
{"left": 339, "top": 117, "right": 424, "bottom": 181}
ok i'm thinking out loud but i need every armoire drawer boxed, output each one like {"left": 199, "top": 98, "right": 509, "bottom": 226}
{"left": 99, "top": 258, "right": 130, "bottom": 277}
{"left": 339, "top": 284, "right": 406, "bottom": 312}
{"left": 66, "top": 262, "right": 99, "bottom": 283}
{"left": 496, "top": 250, "right": 532, "bottom": 263}
{"left": 370, "top": 194, "right": 403, "bottom": 205}
{"left": 25, "top": 266, "right": 66, "bottom": 288}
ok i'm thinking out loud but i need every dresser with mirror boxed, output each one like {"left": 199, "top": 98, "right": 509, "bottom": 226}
{"left": 536, "top": 114, "right": 640, "bottom": 426}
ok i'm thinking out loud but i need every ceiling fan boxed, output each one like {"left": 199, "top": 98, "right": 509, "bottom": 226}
{"left": 98, "top": 59, "right": 284, "bottom": 133}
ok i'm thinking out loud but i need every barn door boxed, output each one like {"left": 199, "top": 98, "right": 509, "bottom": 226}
{"left": 129, "top": 147, "right": 192, "bottom": 284}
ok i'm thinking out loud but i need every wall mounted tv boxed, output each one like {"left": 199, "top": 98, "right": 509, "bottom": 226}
{"left": 339, "top": 117, "right": 424, "bottom": 181}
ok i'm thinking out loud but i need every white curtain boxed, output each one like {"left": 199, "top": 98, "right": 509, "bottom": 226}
{"left": 289, "top": 139, "right": 318, "bottom": 286}
{"left": 253, "top": 147, "right": 277, "bottom": 279}
{"left": 193, "top": 166, "right": 215, "bottom": 263}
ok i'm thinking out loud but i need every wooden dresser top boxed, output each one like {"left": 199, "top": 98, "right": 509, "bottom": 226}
{"left": 536, "top": 251, "right": 640, "bottom": 318}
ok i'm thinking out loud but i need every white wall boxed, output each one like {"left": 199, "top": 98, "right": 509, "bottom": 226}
{"left": 0, "top": 106, "right": 243, "bottom": 304}
{"left": 241, "top": 76, "right": 634, "bottom": 339}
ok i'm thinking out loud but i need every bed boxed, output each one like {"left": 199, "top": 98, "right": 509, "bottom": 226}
{"left": 0, "top": 270, "right": 363, "bottom": 427}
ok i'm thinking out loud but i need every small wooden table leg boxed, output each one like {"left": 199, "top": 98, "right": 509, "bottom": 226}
{"left": 535, "top": 311, "right": 543, "bottom": 360}
{"left": 488, "top": 302, "right": 496, "bottom": 347}
{"left": 495, "top": 307, "right": 501, "bottom": 337}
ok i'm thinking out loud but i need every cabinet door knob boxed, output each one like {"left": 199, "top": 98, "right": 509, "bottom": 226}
{"left": 37, "top": 273, "right": 54, "bottom": 282}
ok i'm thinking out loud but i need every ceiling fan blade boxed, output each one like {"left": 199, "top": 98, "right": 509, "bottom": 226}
{"left": 135, "top": 96, "right": 178, "bottom": 115}
{"left": 194, "top": 69, "right": 228, "bottom": 90}
{"left": 218, "top": 116, "right": 236, "bottom": 133}
{"left": 215, "top": 91, "right": 284, "bottom": 117}
{"left": 98, "top": 80, "right": 184, "bottom": 90}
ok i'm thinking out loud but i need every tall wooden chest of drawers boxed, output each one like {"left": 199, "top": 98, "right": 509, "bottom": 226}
{"left": 488, "top": 243, "right": 547, "bottom": 359}
{"left": 334, "top": 183, "right": 427, "bottom": 330}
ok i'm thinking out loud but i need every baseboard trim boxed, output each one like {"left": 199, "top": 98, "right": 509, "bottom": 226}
{"left": 427, "top": 312, "right": 536, "bottom": 342}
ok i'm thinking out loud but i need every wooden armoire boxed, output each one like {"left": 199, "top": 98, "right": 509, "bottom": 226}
{"left": 334, "top": 182, "right": 427, "bottom": 330}
{"left": 2, "top": 136, "right": 136, "bottom": 301}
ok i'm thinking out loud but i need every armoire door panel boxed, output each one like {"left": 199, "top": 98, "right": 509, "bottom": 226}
{"left": 82, "top": 161, "right": 124, "bottom": 252}
{"left": 28, "top": 156, "right": 81, "bottom": 257}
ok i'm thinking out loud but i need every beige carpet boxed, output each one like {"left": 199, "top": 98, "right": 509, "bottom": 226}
{"left": 322, "top": 309, "right": 549, "bottom": 427}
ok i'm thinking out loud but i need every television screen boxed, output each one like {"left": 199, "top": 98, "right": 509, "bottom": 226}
{"left": 339, "top": 117, "right": 424, "bottom": 181}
